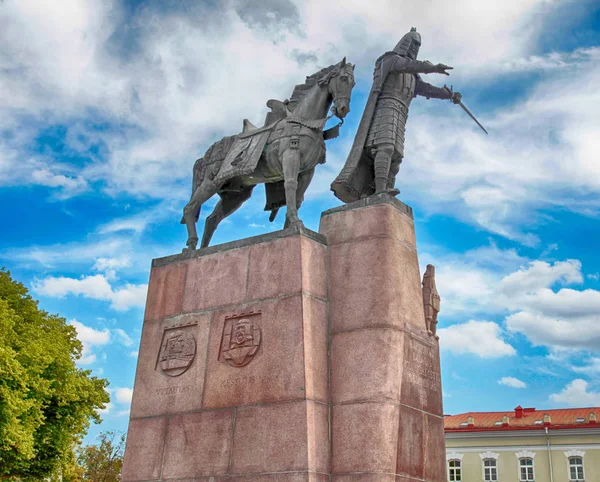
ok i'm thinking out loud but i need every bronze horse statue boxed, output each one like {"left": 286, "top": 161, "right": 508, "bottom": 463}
{"left": 182, "top": 58, "right": 355, "bottom": 250}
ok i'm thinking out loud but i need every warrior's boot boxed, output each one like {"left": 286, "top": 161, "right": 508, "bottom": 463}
{"left": 374, "top": 147, "right": 400, "bottom": 196}
{"left": 386, "top": 158, "right": 402, "bottom": 196}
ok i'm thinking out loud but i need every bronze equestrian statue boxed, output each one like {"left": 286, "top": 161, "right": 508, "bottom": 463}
{"left": 181, "top": 58, "right": 355, "bottom": 250}
{"left": 331, "top": 28, "right": 472, "bottom": 202}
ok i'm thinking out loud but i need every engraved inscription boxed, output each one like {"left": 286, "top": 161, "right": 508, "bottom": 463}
{"left": 219, "top": 311, "right": 261, "bottom": 368}
{"left": 155, "top": 385, "right": 191, "bottom": 396}
{"left": 156, "top": 328, "right": 196, "bottom": 377}
{"left": 404, "top": 338, "right": 440, "bottom": 406}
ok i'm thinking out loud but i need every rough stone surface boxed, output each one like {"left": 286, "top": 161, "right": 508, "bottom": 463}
{"left": 246, "top": 235, "right": 303, "bottom": 300}
{"left": 162, "top": 410, "right": 234, "bottom": 478}
{"left": 333, "top": 475, "right": 396, "bottom": 482}
{"left": 400, "top": 333, "right": 443, "bottom": 416}
{"left": 182, "top": 247, "right": 250, "bottom": 312}
{"left": 396, "top": 405, "right": 425, "bottom": 479}
{"left": 323, "top": 195, "right": 446, "bottom": 481}
{"left": 302, "top": 297, "right": 328, "bottom": 402}
{"left": 121, "top": 416, "right": 167, "bottom": 481}
{"left": 320, "top": 199, "right": 415, "bottom": 248}
{"left": 329, "top": 238, "right": 425, "bottom": 333}
{"left": 202, "top": 295, "right": 315, "bottom": 408}
{"left": 331, "top": 329, "right": 404, "bottom": 404}
{"left": 231, "top": 401, "right": 312, "bottom": 474}
{"left": 130, "top": 312, "right": 212, "bottom": 418}
{"left": 332, "top": 403, "right": 399, "bottom": 474}
{"left": 144, "top": 262, "right": 187, "bottom": 322}
{"left": 300, "top": 236, "right": 328, "bottom": 300}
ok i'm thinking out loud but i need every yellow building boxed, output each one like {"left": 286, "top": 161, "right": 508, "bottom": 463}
{"left": 444, "top": 406, "right": 600, "bottom": 482}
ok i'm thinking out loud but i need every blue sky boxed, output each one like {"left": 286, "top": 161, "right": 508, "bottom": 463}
{"left": 1, "top": 0, "right": 600, "bottom": 442}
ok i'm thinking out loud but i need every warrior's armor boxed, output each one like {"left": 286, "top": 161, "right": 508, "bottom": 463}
{"left": 331, "top": 28, "right": 461, "bottom": 202}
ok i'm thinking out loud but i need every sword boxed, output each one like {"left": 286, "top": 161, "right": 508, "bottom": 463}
{"left": 444, "top": 86, "right": 488, "bottom": 135}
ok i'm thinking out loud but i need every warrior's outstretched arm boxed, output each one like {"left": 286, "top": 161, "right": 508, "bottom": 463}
{"left": 415, "top": 79, "right": 462, "bottom": 104}
{"left": 415, "top": 79, "right": 452, "bottom": 99}
{"left": 391, "top": 58, "right": 453, "bottom": 75}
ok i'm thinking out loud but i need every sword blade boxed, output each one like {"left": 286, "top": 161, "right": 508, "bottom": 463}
{"left": 458, "top": 101, "right": 488, "bottom": 135}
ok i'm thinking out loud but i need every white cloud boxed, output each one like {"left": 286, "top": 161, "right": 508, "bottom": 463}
{"left": 128, "top": 350, "right": 139, "bottom": 358}
{"left": 93, "top": 256, "right": 131, "bottom": 280}
{"left": 505, "top": 312, "right": 600, "bottom": 352}
{"left": 32, "top": 274, "right": 147, "bottom": 311}
{"left": 69, "top": 319, "right": 110, "bottom": 365}
{"left": 438, "top": 320, "right": 516, "bottom": 358}
{"left": 498, "top": 376, "right": 527, "bottom": 388}
{"left": 31, "top": 168, "right": 88, "bottom": 199}
{"left": 114, "top": 328, "right": 134, "bottom": 347}
{"left": 114, "top": 387, "right": 133, "bottom": 405}
{"left": 572, "top": 358, "right": 600, "bottom": 375}
{"left": 427, "top": 251, "right": 600, "bottom": 356}
{"left": 550, "top": 379, "right": 600, "bottom": 406}
{"left": 498, "top": 260, "right": 583, "bottom": 297}
{"left": 2, "top": 238, "right": 131, "bottom": 269}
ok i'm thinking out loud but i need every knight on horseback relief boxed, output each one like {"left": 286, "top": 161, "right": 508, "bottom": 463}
{"left": 181, "top": 57, "right": 356, "bottom": 251}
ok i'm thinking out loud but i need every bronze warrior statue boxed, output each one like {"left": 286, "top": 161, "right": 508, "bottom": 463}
{"left": 331, "top": 28, "right": 463, "bottom": 202}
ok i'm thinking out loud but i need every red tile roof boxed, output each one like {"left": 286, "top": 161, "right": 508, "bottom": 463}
{"left": 445, "top": 406, "right": 600, "bottom": 432}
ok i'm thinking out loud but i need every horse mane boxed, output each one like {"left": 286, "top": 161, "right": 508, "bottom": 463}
{"left": 287, "top": 63, "right": 340, "bottom": 112}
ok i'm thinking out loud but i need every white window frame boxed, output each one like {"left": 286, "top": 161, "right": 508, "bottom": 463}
{"left": 447, "top": 452, "right": 464, "bottom": 482}
{"left": 516, "top": 451, "right": 536, "bottom": 482}
{"left": 564, "top": 450, "right": 585, "bottom": 482}
{"left": 480, "top": 451, "right": 499, "bottom": 481}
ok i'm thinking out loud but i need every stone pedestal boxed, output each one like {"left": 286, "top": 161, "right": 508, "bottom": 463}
{"left": 320, "top": 195, "right": 445, "bottom": 482}
{"left": 123, "top": 226, "right": 330, "bottom": 481}
{"left": 122, "top": 194, "right": 445, "bottom": 481}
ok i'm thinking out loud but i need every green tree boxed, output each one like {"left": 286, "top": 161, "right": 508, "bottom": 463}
{"left": 76, "top": 431, "right": 125, "bottom": 482}
{"left": 0, "top": 268, "right": 110, "bottom": 480}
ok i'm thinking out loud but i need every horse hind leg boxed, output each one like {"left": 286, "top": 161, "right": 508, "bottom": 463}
{"left": 201, "top": 186, "right": 254, "bottom": 248}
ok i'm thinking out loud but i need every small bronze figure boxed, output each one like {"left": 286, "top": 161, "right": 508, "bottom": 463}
{"left": 331, "top": 28, "right": 465, "bottom": 203}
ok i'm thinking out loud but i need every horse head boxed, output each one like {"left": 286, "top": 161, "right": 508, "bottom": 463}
{"left": 318, "top": 57, "right": 355, "bottom": 119}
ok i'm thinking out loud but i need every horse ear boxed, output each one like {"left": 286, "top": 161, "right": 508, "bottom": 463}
{"left": 340, "top": 56, "right": 346, "bottom": 67}
{"left": 352, "top": 64, "right": 355, "bottom": 71}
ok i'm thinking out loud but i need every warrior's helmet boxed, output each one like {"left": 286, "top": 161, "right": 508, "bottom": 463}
{"left": 393, "top": 27, "right": 421, "bottom": 60}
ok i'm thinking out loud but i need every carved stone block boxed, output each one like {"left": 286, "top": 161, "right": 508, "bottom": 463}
{"left": 219, "top": 311, "right": 262, "bottom": 368}
{"left": 130, "top": 313, "right": 211, "bottom": 418}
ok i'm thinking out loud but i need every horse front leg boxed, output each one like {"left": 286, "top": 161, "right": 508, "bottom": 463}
{"left": 181, "top": 180, "right": 219, "bottom": 252}
{"left": 282, "top": 146, "right": 302, "bottom": 229}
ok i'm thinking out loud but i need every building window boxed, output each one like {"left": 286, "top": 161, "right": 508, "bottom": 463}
{"left": 448, "top": 459, "right": 462, "bottom": 481}
{"left": 483, "top": 458, "right": 498, "bottom": 481}
{"left": 569, "top": 456, "right": 584, "bottom": 481}
{"left": 519, "top": 458, "right": 534, "bottom": 481}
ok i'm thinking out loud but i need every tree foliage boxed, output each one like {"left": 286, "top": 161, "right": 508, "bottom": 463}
{"left": 0, "top": 268, "right": 110, "bottom": 480}
{"left": 76, "top": 431, "right": 125, "bottom": 482}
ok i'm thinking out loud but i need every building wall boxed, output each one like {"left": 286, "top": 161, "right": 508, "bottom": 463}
{"left": 446, "top": 429, "right": 600, "bottom": 481}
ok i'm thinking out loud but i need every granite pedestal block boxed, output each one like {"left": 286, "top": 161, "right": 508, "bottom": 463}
{"left": 122, "top": 195, "right": 446, "bottom": 481}
{"left": 320, "top": 195, "right": 445, "bottom": 482}
{"left": 123, "top": 226, "right": 329, "bottom": 481}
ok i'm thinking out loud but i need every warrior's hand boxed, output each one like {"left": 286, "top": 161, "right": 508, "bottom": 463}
{"left": 434, "top": 63, "right": 453, "bottom": 75}
{"left": 451, "top": 92, "right": 462, "bottom": 104}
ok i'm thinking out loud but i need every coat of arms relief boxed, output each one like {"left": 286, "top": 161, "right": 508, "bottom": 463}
{"left": 219, "top": 312, "right": 262, "bottom": 368}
